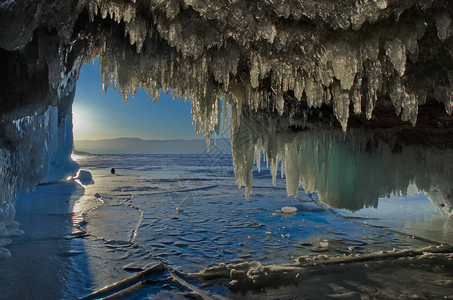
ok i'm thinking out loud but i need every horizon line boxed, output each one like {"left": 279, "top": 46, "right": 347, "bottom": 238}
{"left": 74, "top": 137, "right": 230, "bottom": 142}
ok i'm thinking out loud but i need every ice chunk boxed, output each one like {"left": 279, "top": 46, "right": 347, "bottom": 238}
{"left": 281, "top": 206, "right": 297, "bottom": 214}
{"left": 319, "top": 240, "right": 329, "bottom": 248}
{"left": 0, "top": 238, "right": 12, "bottom": 247}
{"left": 75, "top": 170, "right": 94, "bottom": 185}
{"left": 0, "top": 247, "right": 11, "bottom": 261}
{"left": 76, "top": 170, "right": 92, "bottom": 181}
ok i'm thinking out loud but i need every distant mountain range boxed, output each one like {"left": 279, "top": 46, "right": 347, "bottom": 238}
{"left": 74, "top": 137, "right": 232, "bottom": 154}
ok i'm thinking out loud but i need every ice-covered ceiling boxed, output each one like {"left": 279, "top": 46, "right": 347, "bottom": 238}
{"left": 1, "top": 0, "right": 453, "bottom": 226}
{"left": 2, "top": 0, "right": 453, "bottom": 129}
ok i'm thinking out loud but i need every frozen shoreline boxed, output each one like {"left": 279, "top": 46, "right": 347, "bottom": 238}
{"left": 0, "top": 181, "right": 86, "bottom": 299}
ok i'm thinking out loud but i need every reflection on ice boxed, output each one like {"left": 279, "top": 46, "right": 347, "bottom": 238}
{"left": 230, "top": 113, "right": 453, "bottom": 218}
{"left": 335, "top": 192, "right": 453, "bottom": 245}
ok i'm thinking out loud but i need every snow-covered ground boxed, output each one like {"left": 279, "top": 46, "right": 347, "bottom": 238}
{"left": 1, "top": 153, "right": 452, "bottom": 299}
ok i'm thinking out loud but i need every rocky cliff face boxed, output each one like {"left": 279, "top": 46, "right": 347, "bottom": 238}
{"left": 1, "top": 1, "right": 453, "bottom": 244}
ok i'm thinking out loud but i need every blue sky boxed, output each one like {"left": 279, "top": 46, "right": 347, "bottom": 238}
{"left": 73, "top": 59, "right": 201, "bottom": 140}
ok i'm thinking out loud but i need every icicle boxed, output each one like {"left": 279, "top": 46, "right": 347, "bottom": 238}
{"left": 385, "top": 39, "right": 406, "bottom": 77}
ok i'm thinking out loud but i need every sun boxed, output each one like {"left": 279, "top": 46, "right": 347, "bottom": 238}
{"left": 72, "top": 107, "right": 86, "bottom": 136}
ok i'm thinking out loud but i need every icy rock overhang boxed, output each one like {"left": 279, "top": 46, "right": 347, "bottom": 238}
{"left": 84, "top": 0, "right": 453, "bottom": 135}
{"left": 1, "top": 1, "right": 453, "bottom": 203}
{"left": 2, "top": 1, "right": 453, "bottom": 139}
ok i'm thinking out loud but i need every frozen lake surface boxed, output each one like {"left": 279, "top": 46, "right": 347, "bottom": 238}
{"left": 1, "top": 153, "right": 452, "bottom": 299}
{"left": 76, "top": 154, "right": 443, "bottom": 271}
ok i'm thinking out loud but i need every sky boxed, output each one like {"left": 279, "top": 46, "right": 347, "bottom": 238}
{"left": 73, "top": 59, "right": 201, "bottom": 140}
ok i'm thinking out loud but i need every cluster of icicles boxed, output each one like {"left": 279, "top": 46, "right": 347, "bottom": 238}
{"left": 87, "top": 0, "right": 453, "bottom": 135}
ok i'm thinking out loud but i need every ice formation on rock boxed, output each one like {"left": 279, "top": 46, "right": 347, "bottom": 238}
{"left": 0, "top": 103, "right": 79, "bottom": 257}
{"left": 1, "top": 0, "right": 453, "bottom": 251}
{"left": 80, "top": 0, "right": 453, "bottom": 136}
{"left": 0, "top": 0, "right": 80, "bottom": 245}
{"left": 0, "top": 0, "right": 439, "bottom": 143}
{"left": 0, "top": 99, "right": 78, "bottom": 242}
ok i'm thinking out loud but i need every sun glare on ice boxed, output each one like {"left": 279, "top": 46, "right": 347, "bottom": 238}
{"left": 72, "top": 107, "right": 86, "bottom": 136}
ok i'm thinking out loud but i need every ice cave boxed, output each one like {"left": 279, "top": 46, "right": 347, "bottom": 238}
{"left": 1, "top": 0, "right": 453, "bottom": 298}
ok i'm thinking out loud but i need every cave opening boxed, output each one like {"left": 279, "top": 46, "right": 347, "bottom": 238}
{"left": 1, "top": 1, "right": 453, "bottom": 298}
